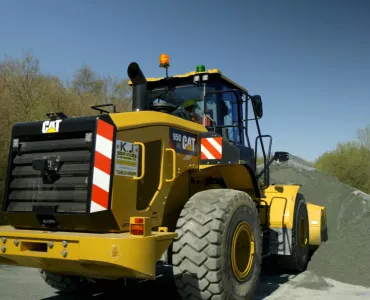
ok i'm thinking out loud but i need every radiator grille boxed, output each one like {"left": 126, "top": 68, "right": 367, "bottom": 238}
{"left": 6, "top": 131, "right": 93, "bottom": 213}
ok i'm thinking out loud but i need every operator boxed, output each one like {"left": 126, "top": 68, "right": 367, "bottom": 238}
{"left": 183, "top": 99, "right": 203, "bottom": 124}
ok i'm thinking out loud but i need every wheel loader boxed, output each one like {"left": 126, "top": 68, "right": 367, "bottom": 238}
{"left": 0, "top": 54, "right": 327, "bottom": 299}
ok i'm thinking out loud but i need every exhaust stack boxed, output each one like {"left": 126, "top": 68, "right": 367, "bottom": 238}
{"left": 127, "top": 62, "right": 148, "bottom": 111}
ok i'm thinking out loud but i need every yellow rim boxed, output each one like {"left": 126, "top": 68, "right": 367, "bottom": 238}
{"left": 231, "top": 221, "right": 255, "bottom": 281}
{"left": 299, "top": 216, "right": 308, "bottom": 247}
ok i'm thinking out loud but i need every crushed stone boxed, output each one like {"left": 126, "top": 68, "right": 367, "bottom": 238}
{"left": 263, "top": 154, "right": 370, "bottom": 287}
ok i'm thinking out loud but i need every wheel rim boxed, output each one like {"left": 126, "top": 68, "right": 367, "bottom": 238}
{"left": 299, "top": 215, "right": 308, "bottom": 247}
{"left": 231, "top": 221, "right": 255, "bottom": 281}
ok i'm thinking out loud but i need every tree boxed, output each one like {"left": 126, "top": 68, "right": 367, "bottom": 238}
{"left": 357, "top": 125, "right": 370, "bottom": 150}
{"left": 314, "top": 124, "right": 370, "bottom": 194}
{"left": 71, "top": 66, "right": 105, "bottom": 115}
{"left": 0, "top": 52, "right": 43, "bottom": 121}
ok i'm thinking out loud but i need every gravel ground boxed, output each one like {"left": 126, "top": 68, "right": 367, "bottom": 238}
{"left": 261, "top": 271, "right": 370, "bottom": 300}
{"left": 1, "top": 265, "right": 370, "bottom": 300}
{"left": 268, "top": 155, "right": 370, "bottom": 288}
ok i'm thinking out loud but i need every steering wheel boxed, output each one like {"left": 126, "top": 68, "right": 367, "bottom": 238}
{"left": 149, "top": 102, "right": 178, "bottom": 113}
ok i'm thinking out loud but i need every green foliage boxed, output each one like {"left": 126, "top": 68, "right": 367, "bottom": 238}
{"left": 256, "top": 156, "right": 265, "bottom": 166}
{"left": 0, "top": 52, "right": 132, "bottom": 224}
{"left": 313, "top": 126, "right": 370, "bottom": 194}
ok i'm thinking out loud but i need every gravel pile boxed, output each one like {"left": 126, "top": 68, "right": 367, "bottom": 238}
{"left": 265, "top": 155, "right": 370, "bottom": 287}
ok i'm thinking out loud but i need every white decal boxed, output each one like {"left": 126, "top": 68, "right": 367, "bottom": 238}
{"left": 182, "top": 135, "right": 196, "bottom": 152}
{"left": 114, "top": 140, "right": 139, "bottom": 177}
{"left": 42, "top": 120, "right": 62, "bottom": 134}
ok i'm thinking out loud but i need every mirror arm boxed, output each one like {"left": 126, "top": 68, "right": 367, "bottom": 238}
{"left": 256, "top": 151, "right": 289, "bottom": 180}
{"left": 256, "top": 155, "right": 276, "bottom": 180}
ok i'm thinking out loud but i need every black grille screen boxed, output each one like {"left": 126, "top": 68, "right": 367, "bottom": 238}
{"left": 6, "top": 131, "right": 93, "bottom": 214}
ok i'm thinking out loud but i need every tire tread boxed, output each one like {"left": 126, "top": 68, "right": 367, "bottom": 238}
{"left": 172, "top": 189, "right": 261, "bottom": 300}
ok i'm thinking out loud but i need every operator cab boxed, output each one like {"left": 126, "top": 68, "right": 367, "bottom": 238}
{"left": 128, "top": 54, "right": 268, "bottom": 171}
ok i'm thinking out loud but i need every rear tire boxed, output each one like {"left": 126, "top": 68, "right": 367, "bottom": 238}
{"left": 172, "top": 189, "right": 262, "bottom": 300}
{"left": 275, "top": 193, "right": 310, "bottom": 273}
{"left": 39, "top": 269, "right": 97, "bottom": 294}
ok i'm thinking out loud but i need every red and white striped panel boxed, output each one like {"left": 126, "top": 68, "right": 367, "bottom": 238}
{"left": 90, "top": 119, "right": 114, "bottom": 213}
{"left": 201, "top": 137, "right": 222, "bottom": 160}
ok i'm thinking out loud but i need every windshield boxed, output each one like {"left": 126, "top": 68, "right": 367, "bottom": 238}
{"left": 148, "top": 84, "right": 206, "bottom": 123}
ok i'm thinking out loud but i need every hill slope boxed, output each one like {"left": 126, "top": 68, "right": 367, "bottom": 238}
{"left": 266, "top": 155, "right": 370, "bottom": 287}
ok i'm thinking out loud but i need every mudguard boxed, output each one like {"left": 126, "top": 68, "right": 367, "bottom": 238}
{"left": 262, "top": 184, "right": 327, "bottom": 255}
{"left": 307, "top": 203, "right": 328, "bottom": 248}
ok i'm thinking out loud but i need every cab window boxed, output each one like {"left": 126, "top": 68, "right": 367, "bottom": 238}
{"left": 149, "top": 85, "right": 205, "bottom": 123}
{"left": 204, "top": 84, "right": 243, "bottom": 145}
{"left": 221, "top": 85, "right": 243, "bottom": 145}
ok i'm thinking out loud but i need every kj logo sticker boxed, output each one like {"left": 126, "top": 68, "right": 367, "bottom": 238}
{"left": 114, "top": 140, "right": 139, "bottom": 177}
{"left": 42, "top": 120, "right": 62, "bottom": 134}
{"left": 169, "top": 128, "right": 198, "bottom": 156}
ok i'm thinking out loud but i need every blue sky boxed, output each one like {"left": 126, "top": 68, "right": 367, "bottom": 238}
{"left": 0, "top": 0, "right": 369, "bottom": 161}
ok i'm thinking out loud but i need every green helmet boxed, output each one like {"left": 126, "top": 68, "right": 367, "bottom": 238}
{"left": 183, "top": 99, "right": 197, "bottom": 108}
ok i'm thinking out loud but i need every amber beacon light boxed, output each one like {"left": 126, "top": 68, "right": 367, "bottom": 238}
{"left": 159, "top": 54, "right": 170, "bottom": 68}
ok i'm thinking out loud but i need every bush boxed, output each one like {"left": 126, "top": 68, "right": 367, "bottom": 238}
{"left": 314, "top": 125, "right": 370, "bottom": 194}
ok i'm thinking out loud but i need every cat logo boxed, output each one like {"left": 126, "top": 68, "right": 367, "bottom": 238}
{"left": 183, "top": 136, "right": 196, "bottom": 151}
{"left": 42, "top": 120, "right": 62, "bottom": 134}
{"left": 170, "top": 128, "right": 198, "bottom": 156}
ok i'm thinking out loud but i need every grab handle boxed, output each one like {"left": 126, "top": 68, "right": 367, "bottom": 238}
{"left": 165, "top": 148, "right": 176, "bottom": 182}
{"left": 133, "top": 142, "right": 145, "bottom": 180}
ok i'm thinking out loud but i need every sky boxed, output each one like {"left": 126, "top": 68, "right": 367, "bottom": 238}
{"left": 0, "top": 0, "right": 369, "bottom": 162}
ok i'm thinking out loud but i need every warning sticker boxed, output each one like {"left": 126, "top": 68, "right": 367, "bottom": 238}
{"left": 114, "top": 140, "right": 139, "bottom": 177}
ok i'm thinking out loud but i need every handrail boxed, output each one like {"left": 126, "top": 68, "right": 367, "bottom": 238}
{"left": 133, "top": 142, "right": 145, "bottom": 180}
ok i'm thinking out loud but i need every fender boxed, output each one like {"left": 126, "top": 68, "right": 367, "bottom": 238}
{"left": 262, "top": 184, "right": 301, "bottom": 229}
{"left": 307, "top": 203, "right": 328, "bottom": 249}
{"left": 262, "top": 184, "right": 327, "bottom": 255}
{"left": 262, "top": 184, "right": 302, "bottom": 256}
{"left": 198, "top": 163, "right": 262, "bottom": 198}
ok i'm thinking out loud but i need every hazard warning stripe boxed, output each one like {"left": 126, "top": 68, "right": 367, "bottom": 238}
{"left": 201, "top": 137, "right": 222, "bottom": 160}
{"left": 90, "top": 119, "right": 114, "bottom": 213}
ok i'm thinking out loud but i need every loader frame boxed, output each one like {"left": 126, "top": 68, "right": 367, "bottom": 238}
{"left": 0, "top": 60, "right": 327, "bottom": 289}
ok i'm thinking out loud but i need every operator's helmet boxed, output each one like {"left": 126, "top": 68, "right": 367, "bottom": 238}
{"left": 183, "top": 98, "right": 198, "bottom": 109}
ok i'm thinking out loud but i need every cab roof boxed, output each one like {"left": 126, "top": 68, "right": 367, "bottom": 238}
{"left": 128, "top": 68, "right": 249, "bottom": 95}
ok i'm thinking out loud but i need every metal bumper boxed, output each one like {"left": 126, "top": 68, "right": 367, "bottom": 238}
{"left": 0, "top": 225, "right": 176, "bottom": 280}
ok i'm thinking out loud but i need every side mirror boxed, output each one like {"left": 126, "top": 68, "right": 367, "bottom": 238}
{"left": 274, "top": 151, "right": 289, "bottom": 162}
{"left": 251, "top": 95, "right": 263, "bottom": 118}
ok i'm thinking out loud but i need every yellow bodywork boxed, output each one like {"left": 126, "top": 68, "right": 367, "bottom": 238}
{"left": 260, "top": 184, "right": 302, "bottom": 230}
{"left": 0, "top": 111, "right": 211, "bottom": 279}
{"left": 307, "top": 203, "right": 328, "bottom": 247}
{"left": 0, "top": 225, "right": 176, "bottom": 280}
{"left": 259, "top": 184, "right": 328, "bottom": 250}
{"left": 108, "top": 111, "right": 207, "bottom": 230}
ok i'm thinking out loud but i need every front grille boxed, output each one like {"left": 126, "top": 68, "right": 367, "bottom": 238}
{"left": 5, "top": 131, "right": 93, "bottom": 214}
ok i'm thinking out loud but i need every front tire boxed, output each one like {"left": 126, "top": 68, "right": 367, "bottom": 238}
{"left": 275, "top": 193, "right": 310, "bottom": 272}
{"left": 172, "top": 189, "right": 262, "bottom": 300}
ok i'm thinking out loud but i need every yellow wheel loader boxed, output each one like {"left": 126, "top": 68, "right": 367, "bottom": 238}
{"left": 0, "top": 54, "right": 327, "bottom": 299}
